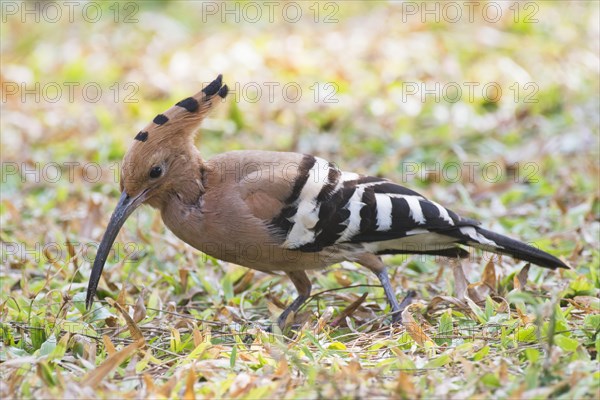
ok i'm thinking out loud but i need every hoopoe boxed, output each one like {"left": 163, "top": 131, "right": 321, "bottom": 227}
{"left": 86, "top": 75, "right": 568, "bottom": 328}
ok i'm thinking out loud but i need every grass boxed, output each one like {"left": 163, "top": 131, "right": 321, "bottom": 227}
{"left": 1, "top": 1, "right": 599, "bottom": 398}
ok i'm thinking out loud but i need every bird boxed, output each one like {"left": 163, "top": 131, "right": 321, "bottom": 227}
{"left": 85, "top": 74, "right": 569, "bottom": 329}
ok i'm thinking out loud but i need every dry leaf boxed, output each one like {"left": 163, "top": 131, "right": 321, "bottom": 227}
{"left": 493, "top": 296, "right": 511, "bottom": 316}
{"left": 105, "top": 316, "right": 118, "bottom": 328}
{"left": 434, "top": 265, "right": 445, "bottom": 284}
{"left": 193, "top": 328, "right": 203, "bottom": 348}
{"left": 156, "top": 375, "right": 178, "bottom": 397}
{"left": 395, "top": 371, "right": 417, "bottom": 399}
{"left": 6, "top": 368, "right": 26, "bottom": 399}
{"left": 133, "top": 289, "right": 147, "bottom": 323}
{"left": 569, "top": 296, "right": 600, "bottom": 311}
{"left": 467, "top": 283, "right": 488, "bottom": 304}
{"left": 42, "top": 246, "right": 62, "bottom": 273}
{"left": 569, "top": 241, "right": 583, "bottom": 260}
{"left": 333, "top": 270, "right": 352, "bottom": 286}
{"left": 143, "top": 374, "right": 155, "bottom": 395}
{"left": 116, "top": 284, "right": 127, "bottom": 308}
{"left": 102, "top": 335, "right": 116, "bottom": 356}
{"left": 166, "top": 301, "right": 177, "bottom": 313}
{"left": 461, "top": 355, "right": 476, "bottom": 375}
{"left": 346, "top": 359, "right": 362, "bottom": 375}
{"left": 107, "top": 298, "right": 145, "bottom": 346}
{"left": 273, "top": 359, "right": 290, "bottom": 379}
{"left": 401, "top": 305, "right": 434, "bottom": 346}
{"left": 316, "top": 306, "right": 335, "bottom": 332}
{"left": 267, "top": 302, "right": 283, "bottom": 320}
{"left": 330, "top": 293, "right": 368, "bottom": 327}
{"left": 66, "top": 238, "right": 78, "bottom": 271}
{"left": 179, "top": 268, "right": 189, "bottom": 292}
{"left": 184, "top": 367, "right": 196, "bottom": 400}
{"left": 516, "top": 308, "right": 534, "bottom": 324}
{"left": 81, "top": 341, "right": 140, "bottom": 388}
{"left": 426, "top": 295, "right": 468, "bottom": 315}
{"left": 514, "top": 264, "right": 531, "bottom": 290}
{"left": 233, "top": 270, "right": 255, "bottom": 294}
{"left": 238, "top": 352, "right": 259, "bottom": 363}
{"left": 452, "top": 261, "right": 469, "bottom": 299}
{"left": 266, "top": 293, "right": 287, "bottom": 310}
{"left": 499, "top": 359, "right": 508, "bottom": 381}
{"left": 482, "top": 260, "right": 497, "bottom": 290}
{"left": 70, "top": 334, "right": 96, "bottom": 364}
{"left": 228, "top": 372, "right": 253, "bottom": 397}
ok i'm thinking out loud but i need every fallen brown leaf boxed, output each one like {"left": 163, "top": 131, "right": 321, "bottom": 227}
{"left": 316, "top": 306, "right": 335, "bottom": 332}
{"left": 104, "top": 315, "right": 118, "bottom": 328}
{"left": 452, "top": 261, "right": 470, "bottom": 299}
{"left": 156, "top": 375, "right": 178, "bottom": 398}
{"left": 330, "top": 293, "right": 368, "bottom": 327}
{"left": 6, "top": 368, "right": 26, "bottom": 398}
{"left": 514, "top": 264, "right": 531, "bottom": 290}
{"left": 401, "top": 305, "right": 434, "bottom": 346}
{"left": 102, "top": 335, "right": 116, "bottom": 356}
{"left": 467, "top": 282, "right": 489, "bottom": 304}
{"left": 106, "top": 298, "right": 145, "bottom": 346}
{"left": 184, "top": 367, "right": 196, "bottom": 400}
{"left": 193, "top": 328, "right": 203, "bottom": 348}
{"left": 66, "top": 238, "right": 78, "bottom": 271}
{"left": 274, "top": 358, "right": 290, "bottom": 379}
{"left": 568, "top": 296, "right": 600, "bottom": 311}
{"left": 395, "top": 371, "right": 417, "bottom": 399}
{"left": 233, "top": 270, "right": 255, "bottom": 294}
{"left": 482, "top": 259, "right": 497, "bottom": 291}
{"left": 143, "top": 374, "right": 155, "bottom": 395}
{"left": 179, "top": 268, "right": 189, "bottom": 292}
{"left": 70, "top": 334, "right": 96, "bottom": 364}
{"left": 499, "top": 358, "right": 508, "bottom": 381}
{"left": 228, "top": 372, "right": 254, "bottom": 397}
{"left": 333, "top": 270, "right": 352, "bottom": 286}
{"left": 133, "top": 289, "right": 147, "bottom": 323}
{"left": 81, "top": 341, "right": 140, "bottom": 388}
{"left": 116, "top": 284, "right": 127, "bottom": 308}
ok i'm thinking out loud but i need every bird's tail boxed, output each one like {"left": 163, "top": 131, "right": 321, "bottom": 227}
{"left": 457, "top": 226, "right": 569, "bottom": 270}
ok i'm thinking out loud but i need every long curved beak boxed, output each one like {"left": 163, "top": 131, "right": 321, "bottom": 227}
{"left": 85, "top": 190, "right": 149, "bottom": 309}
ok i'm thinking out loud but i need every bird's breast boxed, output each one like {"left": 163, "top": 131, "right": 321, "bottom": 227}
{"left": 160, "top": 191, "right": 340, "bottom": 272}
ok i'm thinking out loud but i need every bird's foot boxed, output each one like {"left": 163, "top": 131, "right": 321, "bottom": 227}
{"left": 390, "top": 290, "right": 417, "bottom": 324}
{"left": 391, "top": 310, "right": 403, "bottom": 325}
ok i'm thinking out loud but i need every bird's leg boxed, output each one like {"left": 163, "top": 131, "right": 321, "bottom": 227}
{"left": 374, "top": 267, "right": 410, "bottom": 324}
{"left": 276, "top": 270, "right": 311, "bottom": 330}
{"left": 357, "top": 255, "right": 414, "bottom": 324}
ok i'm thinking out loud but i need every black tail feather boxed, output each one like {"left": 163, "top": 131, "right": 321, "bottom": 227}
{"left": 471, "top": 227, "right": 569, "bottom": 270}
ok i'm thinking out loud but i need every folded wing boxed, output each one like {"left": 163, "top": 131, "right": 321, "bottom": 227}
{"left": 267, "top": 155, "right": 567, "bottom": 269}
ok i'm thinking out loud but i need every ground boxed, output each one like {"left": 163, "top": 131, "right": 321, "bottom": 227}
{"left": 1, "top": 1, "right": 599, "bottom": 399}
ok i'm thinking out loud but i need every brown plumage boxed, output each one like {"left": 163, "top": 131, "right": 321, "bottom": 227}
{"left": 86, "top": 75, "right": 568, "bottom": 329}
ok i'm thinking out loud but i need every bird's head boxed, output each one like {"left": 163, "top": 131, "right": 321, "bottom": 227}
{"left": 85, "top": 74, "right": 228, "bottom": 309}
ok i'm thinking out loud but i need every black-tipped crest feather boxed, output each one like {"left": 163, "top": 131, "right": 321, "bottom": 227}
{"left": 202, "top": 74, "right": 223, "bottom": 96}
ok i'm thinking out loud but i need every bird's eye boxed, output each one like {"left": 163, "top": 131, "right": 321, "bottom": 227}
{"left": 149, "top": 166, "right": 163, "bottom": 179}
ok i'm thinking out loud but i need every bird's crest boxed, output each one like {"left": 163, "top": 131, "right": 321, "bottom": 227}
{"left": 133, "top": 74, "right": 228, "bottom": 145}
{"left": 119, "top": 74, "right": 228, "bottom": 199}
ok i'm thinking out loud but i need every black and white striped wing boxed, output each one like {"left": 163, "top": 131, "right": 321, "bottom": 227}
{"left": 270, "top": 155, "right": 492, "bottom": 256}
